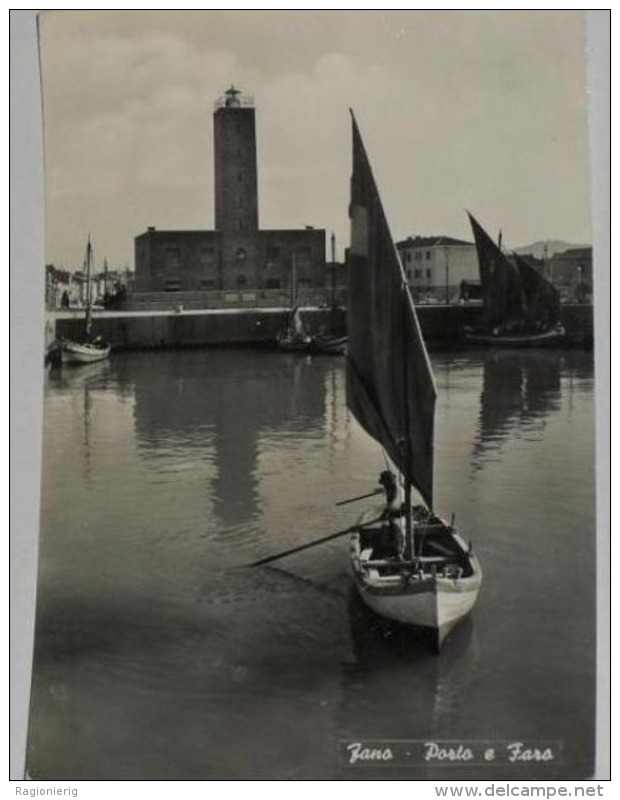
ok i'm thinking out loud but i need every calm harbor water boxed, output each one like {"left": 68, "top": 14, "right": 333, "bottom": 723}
{"left": 28, "top": 347, "right": 596, "bottom": 780}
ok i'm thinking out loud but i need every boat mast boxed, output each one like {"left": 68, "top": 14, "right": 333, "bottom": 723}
{"left": 402, "top": 440, "right": 414, "bottom": 560}
{"left": 400, "top": 276, "right": 414, "bottom": 561}
{"left": 291, "top": 249, "right": 297, "bottom": 309}
{"left": 85, "top": 236, "right": 93, "bottom": 338}
{"left": 398, "top": 258, "right": 436, "bottom": 558}
{"left": 330, "top": 232, "right": 336, "bottom": 310}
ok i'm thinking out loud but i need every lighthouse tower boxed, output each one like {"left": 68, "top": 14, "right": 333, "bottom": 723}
{"left": 213, "top": 86, "right": 259, "bottom": 233}
{"left": 135, "top": 86, "right": 326, "bottom": 296}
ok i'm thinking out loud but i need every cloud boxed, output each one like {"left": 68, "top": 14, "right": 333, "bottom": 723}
{"left": 37, "top": 11, "right": 592, "bottom": 270}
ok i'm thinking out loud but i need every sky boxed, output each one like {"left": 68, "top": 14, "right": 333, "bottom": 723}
{"left": 37, "top": 10, "right": 593, "bottom": 272}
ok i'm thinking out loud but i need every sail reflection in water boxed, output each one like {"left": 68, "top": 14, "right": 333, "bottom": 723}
{"left": 472, "top": 348, "right": 563, "bottom": 468}
{"left": 29, "top": 348, "right": 596, "bottom": 779}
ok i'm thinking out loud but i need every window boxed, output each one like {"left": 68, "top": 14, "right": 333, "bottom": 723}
{"left": 164, "top": 279, "right": 181, "bottom": 292}
{"left": 236, "top": 274, "right": 247, "bottom": 287}
{"left": 200, "top": 247, "right": 215, "bottom": 266}
{"left": 165, "top": 248, "right": 181, "bottom": 269}
{"left": 414, "top": 269, "right": 421, "bottom": 279}
{"left": 426, "top": 268, "right": 432, "bottom": 278}
{"left": 426, "top": 251, "right": 431, "bottom": 260}
{"left": 265, "top": 278, "right": 281, "bottom": 289}
{"left": 407, "top": 252, "right": 412, "bottom": 263}
{"left": 415, "top": 252, "right": 422, "bottom": 261}
{"left": 200, "top": 278, "right": 216, "bottom": 289}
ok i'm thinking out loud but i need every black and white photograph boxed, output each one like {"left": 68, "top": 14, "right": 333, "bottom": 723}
{"left": 12, "top": 9, "right": 609, "bottom": 783}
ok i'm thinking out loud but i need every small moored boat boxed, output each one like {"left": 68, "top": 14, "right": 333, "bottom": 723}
{"left": 462, "top": 324, "right": 565, "bottom": 348}
{"left": 60, "top": 237, "right": 111, "bottom": 365}
{"left": 311, "top": 334, "right": 348, "bottom": 355}
{"left": 277, "top": 308, "right": 348, "bottom": 354}
{"left": 276, "top": 306, "right": 314, "bottom": 351}
{"left": 61, "top": 336, "right": 111, "bottom": 364}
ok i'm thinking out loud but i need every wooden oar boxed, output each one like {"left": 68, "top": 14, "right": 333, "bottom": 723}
{"left": 247, "top": 516, "right": 384, "bottom": 567}
{"left": 336, "top": 488, "right": 383, "bottom": 506}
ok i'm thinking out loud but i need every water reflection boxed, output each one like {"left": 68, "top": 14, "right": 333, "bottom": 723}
{"left": 339, "top": 588, "right": 480, "bottom": 752}
{"left": 33, "top": 347, "right": 596, "bottom": 779}
{"left": 47, "top": 361, "right": 113, "bottom": 484}
{"left": 126, "top": 351, "right": 340, "bottom": 529}
{"left": 472, "top": 349, "right": 563, "bottom": 468}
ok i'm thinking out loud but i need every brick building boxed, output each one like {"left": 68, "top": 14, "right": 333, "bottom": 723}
{"left": 134, "top": 87, "right": 327, "bottom": 295}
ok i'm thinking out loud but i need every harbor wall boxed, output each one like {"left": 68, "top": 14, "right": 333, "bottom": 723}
{"left": 52, "top": 303, "right": 593, "bottom": 350}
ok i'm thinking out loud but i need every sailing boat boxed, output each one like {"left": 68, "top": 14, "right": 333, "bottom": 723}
{"left": 276, "top": 305, "right": 314, "bottom": 351}
{"left": 276, "top": 250, "right": 314, "bottom": 351}
{"left": 463, "top": 214, "right": 565, "bottom": 347}
{"left": 276, "top": 248, "right": 347, "bottom": 354}
{"left": 347, "top": 113, "right": 482, "bottom": 650}
{"left": 277, "top": 305, "right": 348, "bottom": 353}
{"left": 60, "top": 237, "right": 111, "bottom": 364}
{"left": 313, "top": 233, "right": 349, "bottom": 354}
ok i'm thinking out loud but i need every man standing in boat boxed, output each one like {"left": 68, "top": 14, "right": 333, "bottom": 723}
{"left": 378, "top": 470, "right": 405, "bottom": 557}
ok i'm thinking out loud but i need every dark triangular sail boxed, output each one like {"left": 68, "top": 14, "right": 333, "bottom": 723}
{"left": 512, "top": 253, "right": 561, "bottom": 328}
{"left": 346, "top": 113, "right": 437, "bottom": 508}
{"left": 468, "top": 213, "right": 524, "bottom": 329}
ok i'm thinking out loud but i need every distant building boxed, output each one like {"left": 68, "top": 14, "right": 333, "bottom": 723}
{"left": 45, "top": 264, "right": 81, "bottom": 309}
{"left": 396, "top": 235, "right": 479, "bottom": 303}
{"left": 45, "top": 262, "right": 132, "bottom": 309}
{"left": 546, "top": 247, "right": 593, "bottom": 302}
{"left": 135, "top": 87, "right": 327, "bottom": 296}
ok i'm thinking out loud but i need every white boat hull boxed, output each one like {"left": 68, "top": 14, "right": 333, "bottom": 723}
{"left": 61, "top": 340, "right": 111, "bottom": 364}
{"left": 355, "top": 571, "right": 481, "bottom": 645}
{"left": 350, "top": 517, "right": 482, "bottom": 649}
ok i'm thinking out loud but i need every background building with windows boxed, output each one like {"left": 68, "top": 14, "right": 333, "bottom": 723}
{"left": 134, "top": 87, "right": 327, "bottom": 296}
{"left": 546, "top": 247, "right": 593, "bottom": 303}
{"left": 396, "top": 235, "right": 479, "bottom": 303}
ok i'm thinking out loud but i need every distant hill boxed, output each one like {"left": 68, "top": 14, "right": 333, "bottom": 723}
{"left": 513, "top": 241, "right": 590, "bottom": 259}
